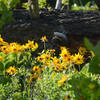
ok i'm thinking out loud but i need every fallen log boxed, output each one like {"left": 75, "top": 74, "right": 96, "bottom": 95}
{"left": 2, "top": 9, "right": 100, "bottom": 50}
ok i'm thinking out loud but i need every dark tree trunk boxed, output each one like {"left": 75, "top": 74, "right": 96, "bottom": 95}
{"left": 28, "top": 0, "right": 39, "bottom": 19}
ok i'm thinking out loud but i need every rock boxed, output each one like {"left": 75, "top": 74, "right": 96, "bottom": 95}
{"left": 52, "top": 32, "right": 68, "bottom": 46}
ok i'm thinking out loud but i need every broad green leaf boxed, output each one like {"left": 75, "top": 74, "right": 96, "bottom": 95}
{"left": 5, "top": 53, "right": 17, "bottom": 61}
{"left": 94, "top": 42, "right": 100, "bottom": 56}
{"left": 4, "top": 60, "right": 15, "bottom": 69}
{"left": 84, "top": 38, "right": 94, "bottom": 51}
{"left": 81, "top": 63, "right": 89, "bottom": 74}
{"left": 89, "top": 56, "right": 100, "bottom": 74}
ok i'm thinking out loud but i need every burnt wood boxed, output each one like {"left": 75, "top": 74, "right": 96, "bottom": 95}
{"left": 2, "top": 9, "right": 100, "bottom": 49}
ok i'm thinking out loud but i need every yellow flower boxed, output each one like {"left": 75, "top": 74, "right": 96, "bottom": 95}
{"left": 45, "top": 56, "right": 51, "bottom": 62}
{"left": 52, "top": 56, "right": 61, "bottom": 65}
{"left": 1, "top": 41, "right": 8, "bottom": 46}
{"left": 0, "top": 56, "right": 4, "bottom": 61}
{"left": 58, "top": 75, "right": 67, "bottom": 84}
{"left": 37, "top": 56, "right": 43, "bottom": 62}
{"left": 0, "top": 42, "right": 25, "bottom": 54}
{"left": 0, "top": 35, "right": 8, "bottom": 46}
{"left": 6, "top": 66, "right": 17, "bottom": 75}
{"left": 8, "top": 43, "right": 23, "bottom": 53}
{"left": 73, "top": 53, "right": 84, "bottom": 65}
{"left": 41, "top": 65, "right": 45, "bottom": 71}
{"left": 60, "top": 46, "right": 67, "bottom": 51}
{"left": 58, "top": 83, "right": 62, "bottom": 87}
{"left": 28, "top": 68, "right": 40, "bottom": 83}
{"left": 31, "top": 43, "right": 38, "bottom": 51}
{"left": 53, "top": 64, "right": 61, "bottom": 71}
{"left": 48, "top": 49, "right": 55, "bottom": 54}
{"left": 62, "top": 55, "right": 73, "bottom": 64}
{"left": 27, "top": 73, "right": 39, "bottom": 83}
{"left": 78, "top": 47, "right": 87, "bottom": 55}
{"left": 0, "top": 46, "right": 9, "bottom": 54}
{"left": 38, "top": 53, "right": 51, "bottom": 64}
{"left": 42, "top": 54, "right": 51, "bottom": 61}
{"left": 27, "top": 77, "right": 33, "bottom": 83}
{"left": 58, "top": 75, "right": 67, "bottom": 87}
{"left": 60, "top": 47, "right": 70, "bottom": 59}
{"left": 40, "top": 36, "right": 48, "bottom": 42}
{"left": 24, "top": 40, "right": 33, "bottom": 49}
{"left": 9, "top": 42, "right": 19, "bottom": 46}
{"left": 32, "top": 73, "right": 39, "bottom": 79}
{"left": 24, "top": 40, "right": 38, "bottom": 51}
{"left": 52, "top": 72, "right": 56, "bottom": 80}
{"left": 59, "top": 65, "right": 66, "bottom": 71}
{"left": 0, "top": 35, "right": 4, "bottom": 43}
{"left": 32, "top": 66, "right": 40, "bottom": 73}
{"left": 10, "top": 46, "right": 18, "bottom": 53}
{"left": 52, "top": 57, "right": 64, "bottom": 71}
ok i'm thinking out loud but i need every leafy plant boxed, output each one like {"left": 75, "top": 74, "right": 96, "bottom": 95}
{"left": 71, "top": 2, "right": 98, "bottom": 11}
{"left": 84, "top": 38, "right": 100, "bottom": 74}
{"left": 0, "top": 35, "right": 99, "bottom": 99}
{"left": 0, "top": 0, "right": 20, "bottom": 31}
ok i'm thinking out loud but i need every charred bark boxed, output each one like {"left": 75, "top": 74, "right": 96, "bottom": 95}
{"left": 28, "top": 0, "right": 39, "bottom": 19}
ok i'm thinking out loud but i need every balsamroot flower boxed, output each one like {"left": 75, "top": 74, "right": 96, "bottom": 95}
{"left": 60, "top": 46, "right": 70, "bottom": 59}
{"left": 27, "top": 72, "right": 39, "bottom": 83}
{"left": 73, "top": 53, "right": 84, "bottom": 65}
{"left": 6, "top": 66, "right": 17, "bottom": 75}
{"left": 0, "top": 46, "right": 9, "bottom": 54}
{"left": 24, "top": 40, "right": 38, "bottom": 51}
{"left": 40, "top": 36, "right": 48, "bottom": 42}
{"left": 0, "top": 43, "right": 24, "bottom": 54}
{"left": 0, "top": 35, "right": 8, "bottom": 46}
{"left": 28, "top": 66, "right": 41, "bottom": 83}
{"left": 58, "top": 75, "right": 67, "bottom": 87}
{"left": 78, "top": 46, "right": 87, "bottom": 55}
{"left": 32, "top": 66, "right": 40, "bottom": 73}
{"left": 37, "top": 53, "right": 51, "bottom": 64}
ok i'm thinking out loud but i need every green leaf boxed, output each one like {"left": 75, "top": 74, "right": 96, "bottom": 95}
{"left": 4, "top": 60, "right": 15, "bottom": 69}
{"left": 0, "top": 52, "right": 6, "bottom": 57}
{"left": 0, "top": 75, "right": 11, "bottom": 84}
{"left": 5, "top": 53, "right": 17, "bottom": 61}
{"left": 89, "top": 56, "right": 100, "bottom": 74}
{"left": 84, "top": 38, "right": 94, "bottom": 51}
{"left": 81, "top": 63, "right": 89, "bottom": 74}
{"left": 85, "top": 2, "right": 91, "bottom": 9}
{"left": 94, "top": 42, "right": 100, "bottom": 56}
